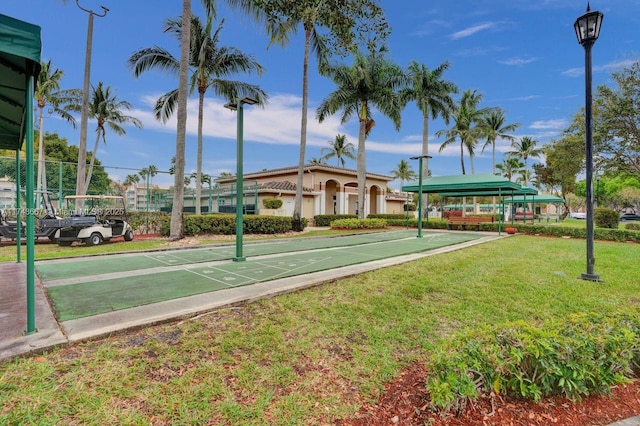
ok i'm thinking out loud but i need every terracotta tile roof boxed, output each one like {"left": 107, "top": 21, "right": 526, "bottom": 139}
{"left": 258, "top": 181, "right": 314, "bottom": 193}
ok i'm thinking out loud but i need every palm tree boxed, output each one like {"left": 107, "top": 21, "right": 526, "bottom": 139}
{"left": 496, "top": 156, "right": 525, "bottom": 181}
{"left": 34, "top": 60, "right": 80, "bottom": 194}
{"left": 390, "top": 160, "right": 417, "bottom": 189}
{"left": 506, "top": 136, "right": 542, "bottom": 185}
{"left": 81, "top": 82, "right": 142, "bottom": 195}
{"left": 226, "top": 0, "right": 389, "bottom": 229}
{"left": 436, "top": 90, "right": 489, "bottom": 175}
{"left": 123, "top": 174, "right": 140, "bottom": 189}
{"left": 317, "top": 48, "right": 406, "bottom": 218}
{"left": 307, "top": 157, "right": 327, "bottom": 165}
{"left": 480, "top": 108, "right": 520, "bottom": 175}
{"left": 129, "top": 15, "right": 266, "bottom": 216}
{"left": 401, "top": 61, "right": 457, "bottom": 176}
{"left": 321, "top": 134, "right": 356, "bottom": 167}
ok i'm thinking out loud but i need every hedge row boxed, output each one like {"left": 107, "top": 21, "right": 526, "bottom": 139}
{"left": 330, "top": 218, "right": 387, "bottom": 229}
{"left": 426, "top": 310, "right": 640, "bottom": 413}
{"left": 159, "top": 214, "right": 307, "bottom": 236}
{"left": 314, "top": 214, "right": 358, "bottom": 226}
{"left": 384, "top": 218, "right": 640, "bottom": 243}
{"left": 127, "top": 211, "right": 169, "bottom": 234}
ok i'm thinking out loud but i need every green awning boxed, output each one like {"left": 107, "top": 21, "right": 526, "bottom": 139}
{"left": 402, "top": 173, "right": 523, "bottom": 194}
{"left": 503, "top": 194, "right": 564, "bottom": 204}
{"left": 0, "top": 13, "right": 41, "bottom": 150}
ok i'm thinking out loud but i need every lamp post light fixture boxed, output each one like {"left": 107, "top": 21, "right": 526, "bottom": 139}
{"left": 410, "top": 155, "right": 432, "bottom": 238}
{"left": 224, "top": 97, "right": 257, "bottom": 261}
{"left": 574, "top": 3, "right": 603, "bottom": 281}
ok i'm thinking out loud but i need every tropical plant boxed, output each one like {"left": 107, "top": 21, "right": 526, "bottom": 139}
{"left": 123, "top": 174, "right": 140, "bottom": 189}
{"left": 436, "top": 90, "right": 490, "bottom": 175}
{"left": 496, "top": 156, "right": 525, "bottom": 181}
{"left": 400, "top": 60, "right": 457, "bottom": 176}
{"left": 129, "top": 14, "right": 266, "bottom": 216}
{"left": 480, "top": 108, "right": 520, "bottom": 175}
{"left": 227, "top": 0, "right": 390, "bottom": 229}
{"left": 34, "top": 60, "right": 80, "bottom": 194}
{"left": 390, "top": 159, "right": 417, "bottom": 189}
{"left": 307, "top": 157, "right": 327, "bottom": 165}
{"left": 71, "top": 82, "right": 142, "bottom": 196}
{"left": 506, "top": 136, "right": 542, "bottom": 185}
{"left": 317, "top": 47, "right": 407, "bottom": 218}
{"left": 321, "top": 134, "right": 356, "bottom": 167}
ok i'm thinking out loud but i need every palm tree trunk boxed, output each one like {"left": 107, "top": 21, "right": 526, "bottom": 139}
{"left": 421, "top": 115, "right": 429, "bottom": 215}
{"left": 82, "top": 131, "right": 102, "bottom": 194}
{"left": 170, "top": 0, "right": 191, "bottom": 240}
{"left": 195, "top": 90, "right": 204, "bottom": 215}
{"left": 460, "top": 140, "right": 466, "bottom": 175}
{"left": 293, "top": 27, "right": 311, "bottom": 230}
{"left": 357, "top": 117, "right": 367, "bottom": 219}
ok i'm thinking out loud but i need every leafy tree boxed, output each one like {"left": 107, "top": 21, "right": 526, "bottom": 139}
{"left": 317, "top": 47, "right": 406, "bottom": 218}
{"left": 228, "top": 0, "right": 390, "bottom": 228}
{"left": 480, "top": 108, "right": 520, "bottom": 175}
{"left": 437, "top": 90, "right": 490, "bottom": 174}
{"left": 129, "top": 14, "right": 266, "bottom": 215}
{"left": 400, "top": 60, "right": 457, "bottom": 176}
{"left": 542, "top": 135, "right": 584, "bottom": 214}
{"left": 321, "top": 134, "right": 355, "bottom": 167}
{"left": 506, "top": 136, "right": 541, "bottom": 186}
{"left": 496, "top": 156, "right": 524, "bottom": 181}
{"left": 390, "top": 159, "right": 417, "bottom": 189}
{"left": 34, "top": 60, "right": 80, "bottom": 193}
{"left": 593, "top": 59, "right": 640, "bottom": 178}
{"left": 218, "top": 171, "right": 234, "bottom": 179}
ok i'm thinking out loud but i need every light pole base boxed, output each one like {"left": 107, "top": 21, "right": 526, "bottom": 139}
{"left": 233, "top": 257, "right": 246, "bottom": 262}
{"left": 579, "top": 272, "right": 601, "bottom": 282}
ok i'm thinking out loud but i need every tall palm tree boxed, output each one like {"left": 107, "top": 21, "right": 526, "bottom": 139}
{"left": 307, "top": 157, "right": 327, "bottom": 165}
{"left": 129, "top": 15, "right": 266, "bottom": 215}
{"left": 321, "top": 134, "right": 356, "bottom": 167}
{"left": 401, "top": 60, "right": 457, "bottom": 175}
{"left": 34, "top": 60, "right": 80, "bottom": 194}
{"left": 317, "top": 48, "right": 406, "bottom": 218}
{"left": 436, "top": 90, "right": 489, "bottom": 175}
{"left": 81, "top": 82, "right": 142, "bottom": 194}
{"left": 226, "top": 0, "right": 389, "bottom": 230}
{"left": 496, "top": 156, "right": 525, "bottom": 181}
{"left": 506, "top": 136, "right": 542, "bottom": 185}
{"left": 480, "top": 108, "right": 520, "bottom": 175}
{"left": 390, "top": 159, "right": 417, "bottom": 189}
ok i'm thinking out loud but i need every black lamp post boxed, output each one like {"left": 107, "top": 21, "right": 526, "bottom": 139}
{"left": 574, "top": 3, "right": 603, "bottom": 281}
{"left": 410, "top": 155, "right": 432, "bottom": 238}
{"left": 224, "top": 97, "right": 258, "bottom": 261}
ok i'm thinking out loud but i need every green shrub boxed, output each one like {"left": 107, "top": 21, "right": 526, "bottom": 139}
{"left": 262, "top": 198, "right": 283, "bottom": 209}
{"left": 404, "top": 203, "right": 416, "bottom": 211}
{"left": 127, "top": 211, "right": 170, "bottom": 234}
{"left": 595, "top": 208, "right": 619, "bottom": 229}
{"left": 330, "top": 218, "right": 386, "bottom": 229}
{"left": 368, "top": 214, "right": 407, "bottom": 220}
{"left": 314, "top": 214, "right": 357, "bottom": 227}
{"left": 626, "top": 222, "right": 640, "bottom": 231}
{"left": 159, "top": 214, "right": 306, "bottom": 236}
{"left": 425, "top": 311, "right": 640, "bottom": 414}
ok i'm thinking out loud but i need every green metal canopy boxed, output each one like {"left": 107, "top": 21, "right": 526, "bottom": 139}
{"left": 0, "top": 13, "right": 41, "bottom": 150}
{"left": 503, "top": 194, "right": 564, "bottom": 204}
{"left": 402, "top": 173, "right": 523, "bottom": 194}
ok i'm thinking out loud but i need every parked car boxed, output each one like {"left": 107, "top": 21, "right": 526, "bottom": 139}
{"left": 570, "top": 212, "right": 587, "bottom": 220}
{"left": 620, "top": 212, "right": 640, "bottom": 222}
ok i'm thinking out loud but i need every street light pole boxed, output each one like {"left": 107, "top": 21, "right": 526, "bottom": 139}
{"left": 574, "top": 3, "right": 603, "bottom": 281}
{"left": 410, "top": 155, "right": 432, "bottom": 238}
{"left": 75, "top": 2, "right": 108, "bottom": 209}
{"left": 225, "top": 97, "right": 257, "bottom": 261}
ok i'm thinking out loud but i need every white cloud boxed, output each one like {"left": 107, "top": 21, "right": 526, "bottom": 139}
{"left": 450, "top": 22, "right": 496, "bottom": 39}
{"left": 498, "top": 57, "right": 539, "bottom": 66}
{"left": 529, "top": 119, "right": 568, "bottom": 130}
{"left": 562, "top": 59, "right": 637, "bottom": 77}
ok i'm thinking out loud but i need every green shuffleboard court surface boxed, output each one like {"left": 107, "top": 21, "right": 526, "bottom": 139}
{"left": 43, "top": 231, "right": 482, "bottom": 321}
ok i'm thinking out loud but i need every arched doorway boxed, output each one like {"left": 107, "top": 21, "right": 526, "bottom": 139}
{"left": 324, "top": 180, "right": 340, "bottom": 214}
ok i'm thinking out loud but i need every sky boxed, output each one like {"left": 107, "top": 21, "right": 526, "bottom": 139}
{"left": 3, "top": 0, "right": 640, "bottom": 189}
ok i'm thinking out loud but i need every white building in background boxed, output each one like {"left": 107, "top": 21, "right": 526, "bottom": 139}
{"left": 0, "top": 176, "right": 16, "bottom": 209}
{"left": 124, "top": 183, "right": 172, "bottom": 212}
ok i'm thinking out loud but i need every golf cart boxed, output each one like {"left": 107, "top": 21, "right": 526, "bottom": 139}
{"left": 0, "top": 190, "right": 61, "bottom": 242}
{"left": 41, "top": 195, "right": 134, "bottom": 246}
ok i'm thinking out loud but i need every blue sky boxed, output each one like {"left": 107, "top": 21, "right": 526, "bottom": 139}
{"left": 4, "top": 1, "right": 640, "bottom": 189}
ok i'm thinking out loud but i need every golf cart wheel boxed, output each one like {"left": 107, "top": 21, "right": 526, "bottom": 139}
{"left": 48, "top": 235, "right": 58, "bottom": 243}
{"left": 58, "top": 241, "right": 72, "bottom": 246}
{"left": 86, "top": 232, "right": 103, "bottom": 246}
{"left": 124, "top": 230, "right": 134, "bottom": 241}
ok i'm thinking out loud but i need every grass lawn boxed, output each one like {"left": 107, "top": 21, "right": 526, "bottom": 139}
{"left": 1, "top": 235, "right": 639, "bottom": 424}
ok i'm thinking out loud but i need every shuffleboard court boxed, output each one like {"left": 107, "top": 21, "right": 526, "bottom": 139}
{"left": 42, "top": 231, "right": 484, "bottom": 321}
{"left": 37, "top": 230, "right": 424, "bottom": 282}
